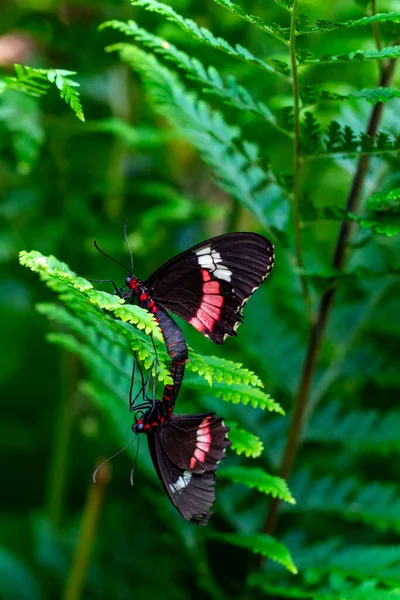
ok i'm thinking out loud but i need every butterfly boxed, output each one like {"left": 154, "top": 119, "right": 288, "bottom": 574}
{"left": 133, "top": 399, "right": 230, "bottom": 525}
{"left": 95, "top": 231, "right": 274, "bottom": 405}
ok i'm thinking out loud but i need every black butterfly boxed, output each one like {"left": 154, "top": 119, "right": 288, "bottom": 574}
{"left": 133, "top": 399, "right": 230, "bottom": 525}
{"left": 95, "top": 230, "right": 274, "bottom": 404}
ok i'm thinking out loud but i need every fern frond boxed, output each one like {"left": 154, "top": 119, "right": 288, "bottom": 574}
{"left": 288, "top": 470, "right": 400, "bottom": 533}
{"left": 187, "top": 355, "right": 263, "bottom": 388}
{"left": 292, "top": 539, "right": 400, "bottom": 586}
{"left": 3, "top": 65, "right": 85, "bottom": 121}
{"left": 128, "top": 0, "right": 290, "bottom": 77}
{"left": 220, "top": 466, "right": 295, "bottom": 503}
{"left": 307, "top": 402, "right": 400, "bottom": 454}
{"left": 249, "top": 572, "right": 400, "bottom": 600}
{"left": 209, "top": 532, "right": 297, "bottom": 574}
{"left": 111, "top": 44, "right": 289, "bottom": 233}
{"left": 228, "top": 425, "right": 264, "bottom": 458}
{"left": 299, "top": 45, "right": 400, "bottom": 65}
{"left": 300, "top": 85, "right": 400, "bottom": 106}
{"left": 302, "top": 117, "right": 400, "bottom": 159}
{"left": 295, "top": 11, "right": 400, "bottom": 35}
{"left": 102, "top": 21, "right": 286, "bottom": 134}
{"left": 356, "top": 188, "right": 400, "bottom": 237}
{"left": 185, "top": 376, "right": 283, "bottom": 413}
{"left": 20, "top": 251, "right": 278, "bottom": 408}
{"left": 19, "top": 250, "right": 163, "bottom": 339}
{"left": 211, "top": 0, "right": 289, "bottom": 44}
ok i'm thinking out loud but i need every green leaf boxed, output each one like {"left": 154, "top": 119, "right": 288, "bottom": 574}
{"left": 249, "top": 572, "right": 400, "bottom": 600}
{"left": 187, "top": 355, "right": 263, "bottom": 388}
{"left": 296, "top": 12, "right": 400, "bottom": 35}
{"left": 368, "top": 188, "right": 400, "bottom": 210}
{"left": 112, "top": 44, "right": 288, "bottom": 233}
{"left": 350, "top": 87, "right": 400, "bottom": 104}
{"left": 300, "top": 45, "right": 400, "bottom": 65}
{"left": 102, "top": 20, "right": 284, "bottom": 134}
{"left": 211, "top": 0, "right": 289, "bottom": 44}
{"left": 307, "top": 402, "right": 400, "bottom": 454}
{"left": 185, "top": 375, "right": 283, "bottom": 412}
{"left": 220, "top": 466, "right": 295, "bottom": 503}
{"left": 3, "top": 65, "right": 85, "bottom": 121}
{"left": 228, "top": 425, "right": 264, "bottom": 458}
{"left": 288, "top": 469, "right": 400, "bottom": 533}
{"left": 128, "top": 0, "right": 290, "bottom": 77}
{"left": 209, "top": 532, "right": 297, "bottom": 574}
{"left": 0, "top": 547, "right": 40, "bottom": 600}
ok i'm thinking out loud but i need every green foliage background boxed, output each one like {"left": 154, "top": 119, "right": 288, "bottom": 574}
{"left": 1, "top": 0, "right": 400, "bottom": 598}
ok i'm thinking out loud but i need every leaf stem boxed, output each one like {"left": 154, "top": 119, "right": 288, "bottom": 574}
{"left": 63, "top": 460, "right": 111, "bottom": 600}
{"left": 289, "top": 0, "right": 311, "bottom": 322}
{"left": 263, "top": 53, "right": 398, "bottom": 537}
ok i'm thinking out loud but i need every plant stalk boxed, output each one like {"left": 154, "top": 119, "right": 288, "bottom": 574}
{"left": 289, "top": 0, "right": 312, "bottom": 322}
{"left": 63, "top": 460, "right": 111, "bottom": 600}
{"left": 263, "top": 54, "right": 398, "bottom": 537}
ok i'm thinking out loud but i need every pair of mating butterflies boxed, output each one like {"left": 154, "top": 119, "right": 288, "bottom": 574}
{"left": 99, "top": 232, "right": 274, "bottom": 524}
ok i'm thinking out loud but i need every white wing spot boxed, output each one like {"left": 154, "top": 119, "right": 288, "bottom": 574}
{"left": 196, "top": 248, "right": 232, "bottom": 282}
{"left": 169, "top": 470, "right": 192, "bottom": 494}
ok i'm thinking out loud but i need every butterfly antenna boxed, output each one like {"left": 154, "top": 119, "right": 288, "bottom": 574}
{"left": 93, "top": 435, "right": 137, "bottom": 483}
{"left": 93, "top": 240, "right": 131, "bottom": 275}
{"left": 129, "top": 434, "right": 141, "bottom": 487}
{"left": 124, "top": 220, "right": 134, "bottom": 274}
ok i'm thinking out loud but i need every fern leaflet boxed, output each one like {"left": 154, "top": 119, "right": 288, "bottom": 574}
{"left": 112, "top": 44, "right": 289, "bottom": 233}
{"left": 300, "top": 45, "right": 400, "bottom": 65}
{"left": 220, "top": 466, "right": 295, "bottom": 503}
{"left": 228, "top": 425, "right": 264, "bottom": 458}
{"left": 102, "top": 21, "right": 286, "bottom": 134}
{"left": 128, "top": 0, "right": 290, "bottom": 77}
{"left": 208, "top": 532, "right": 297, "bottom": 573}
{"left": 2, "top": 65, "right": 85, "bottom": 121}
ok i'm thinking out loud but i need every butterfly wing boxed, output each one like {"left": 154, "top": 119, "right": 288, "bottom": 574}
{"left": 144, "top": 232, "right": 274, "bottom": 343}
{"left": 147, "top": 429, "right": 216, "bottom": 524}
{"left": 159, "top": 413, "right": 230, "bottom": 474}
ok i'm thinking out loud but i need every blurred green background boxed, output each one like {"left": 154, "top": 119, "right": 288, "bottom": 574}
{"left": 1, "top": 0, "right": 400, "bottom": 598}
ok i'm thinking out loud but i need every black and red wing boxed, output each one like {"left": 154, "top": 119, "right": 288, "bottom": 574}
{"left": 146, "top": 413, "right": 230, "bottom": 524}
{"left": 147, "top": 431, "right": 215, "bottom": 524}
{"left": 144, "top": 232, "right": 274, "bottom": 343}
{"left": 160, "top": 413, "right": 230, "bottom": 474}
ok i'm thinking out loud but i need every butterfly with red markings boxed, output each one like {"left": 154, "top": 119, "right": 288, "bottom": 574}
{"left": 95, "top": 230, "right": 274, "bottom": 405}
{"left": 133, "top": 399, "right": 230, "bottom": 524}
{"left": 120, "top": 231, "right": 274, "bottom": 344}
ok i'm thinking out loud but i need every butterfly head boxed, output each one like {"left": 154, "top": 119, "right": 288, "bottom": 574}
{"left": 124, "top": 275, "right": 140, "bottom": 291}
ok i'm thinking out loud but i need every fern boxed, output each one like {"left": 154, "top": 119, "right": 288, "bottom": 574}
{"left": 110, "top": 44, "right": 289, "bottom": 233}
{"left": 301, "top": 85, "right": 400, "bottom": 106}
{"left": 228, "top": 425, "right": 264, "bottom": 458}
{"left": 295, "top": 12, "right": 400, "bottom": 35}
{"left": 287, "top": 470, "right": 400, "bottom": 533}
{"left": 211, "top": 0, "right": 289, "bottom": 44}
{"left": 249, "top": 573, "right": 400, "bottom": 600}
{"left": 2, "top": 65, "right": 85, "bottom": 121}
{"left": 302, "top": 116, "right": 400, "bottom": 159}
{"left": 209, "top": 532, "right": 297, "bottom": 574}
{"left": 185, "top": 376, "right": 283, "bottom": 413}
{"left": 357, "top": 188, "right": 400, "bottom": 237}
{"left": 300, "top": 45, "right": 400, "bottom": 65}
{"left": 306, "top": 402, "right": 400, "bottom": 454}
{"left": 128, "top": 0, "right": 290, "bottom": 77}
{"left": 220, "top": 466, "right": 295, "bottom": 503}
{"left": 102, "top": 21, "right": 285, "bottom": 134}
{"left": 19, "top": 249, "right": 283, "bottom": 410}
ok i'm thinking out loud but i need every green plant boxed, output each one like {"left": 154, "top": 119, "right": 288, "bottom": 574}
{"left": 95, "top": 0, "right": 400, "bottom": 598}
{"left": 5, "top": 0, "right": 400, "bottom": 598}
